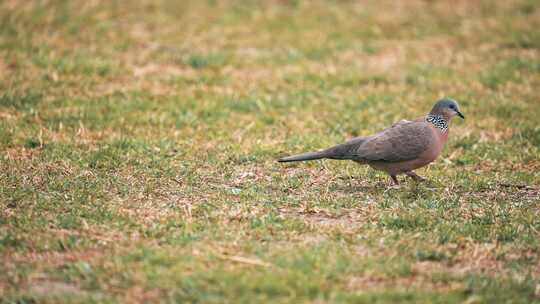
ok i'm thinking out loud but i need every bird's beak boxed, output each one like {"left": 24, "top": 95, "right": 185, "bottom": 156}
{"left": 456, "top": 110, "right": 465, "bottom": 119}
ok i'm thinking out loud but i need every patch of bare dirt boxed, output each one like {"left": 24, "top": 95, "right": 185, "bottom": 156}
{"left": 29, "top": 281, "right": 85, "bottom": 297}
{"left": 123, "top": 286, "right": 163, "bottom": 303}
{"left": 279, "top": 207, "right": 369, "bottom": 230}
{"left": 3, "top": 147, "right": 42, "bottom": 161}
{"left": 8, "top": 248, "right": 104, "bottom": 268}
{"left": 347, "top": 274, "right": 464, "bottom": 293}
{"left": 132, "top": 63, "right": 195, "bottom": 78}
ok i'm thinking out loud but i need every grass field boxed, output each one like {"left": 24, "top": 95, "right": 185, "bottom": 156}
{"left": 1, "top": 0, "right": 540, "bottom": 303}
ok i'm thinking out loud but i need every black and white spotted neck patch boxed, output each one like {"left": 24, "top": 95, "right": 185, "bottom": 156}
{"left": 426, "top": 114, "right": 448, "bottom": 132}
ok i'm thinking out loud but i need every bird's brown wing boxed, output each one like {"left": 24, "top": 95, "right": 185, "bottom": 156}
{"left": 322, "top": 137, "right": 369, "bottom": 160}
{"left": 354, "top": 121, "right": 433, "bottom": 162}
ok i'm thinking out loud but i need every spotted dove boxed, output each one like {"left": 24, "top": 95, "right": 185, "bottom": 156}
{"left": 278, "top": 98, "right": 465, "bottom": 185}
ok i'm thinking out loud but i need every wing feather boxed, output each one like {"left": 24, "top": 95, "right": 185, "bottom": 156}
{"left": 354, "top": 121, "right": 433, "bottom": 162}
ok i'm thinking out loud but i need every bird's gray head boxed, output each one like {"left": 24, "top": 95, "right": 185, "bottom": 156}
{"left": 430, "top": 98, "right": 464, "bottom": 120}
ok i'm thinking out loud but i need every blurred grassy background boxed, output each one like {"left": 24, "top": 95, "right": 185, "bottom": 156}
{"left": 1, "top": 0, "right": 539, "bottom": 303}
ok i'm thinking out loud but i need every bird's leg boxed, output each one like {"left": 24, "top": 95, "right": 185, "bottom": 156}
{"left": 405, "top": 171, "right": 426, "bottom": 182}
{"left": 384, "top": 175, "right": 400, "bottom": 190}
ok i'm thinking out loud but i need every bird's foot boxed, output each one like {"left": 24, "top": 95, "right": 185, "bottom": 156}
{"left": 387, "top": 175, "right": 400, "bottom": 188}
{"left": 405, "top": 171, "right": 426, "bottom": 182}
{"left": 385, "top": 184, "right": 401, "bottom": 191}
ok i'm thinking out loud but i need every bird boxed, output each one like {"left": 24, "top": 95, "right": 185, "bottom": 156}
{"left": 278, "top": 98, "right": 464, "bottom": 185}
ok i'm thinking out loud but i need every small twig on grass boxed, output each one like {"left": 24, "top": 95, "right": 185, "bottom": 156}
{"left": 215, "top": 254, "right": 273, "bottom": 267}
{"left": 498, "top": 183, "right": 537, "bottom": 190}
{"left": 171, "top": 177, "right": 183, "bottom": 185}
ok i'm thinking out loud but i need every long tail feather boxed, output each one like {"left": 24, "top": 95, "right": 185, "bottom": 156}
{"left": 278, "top": 151, "right": 326, "bottom": 162}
